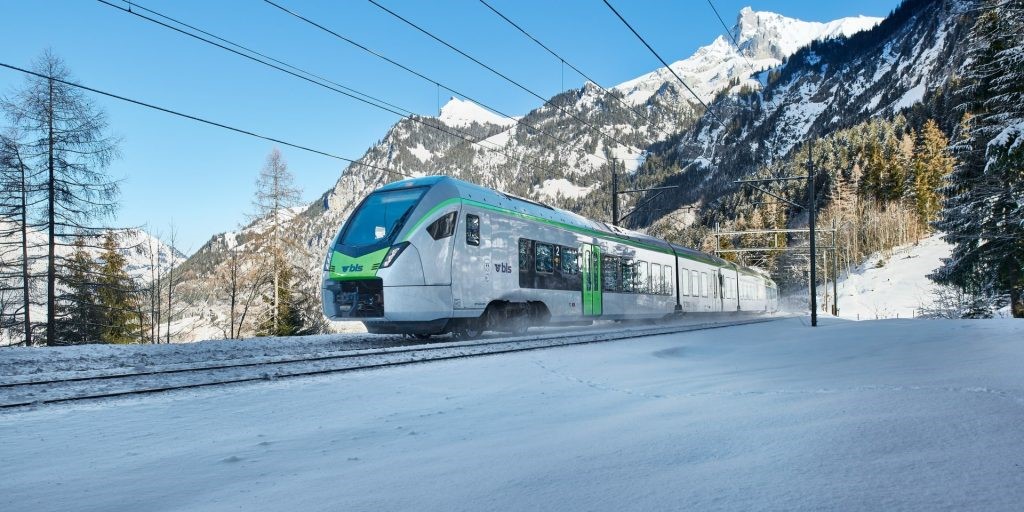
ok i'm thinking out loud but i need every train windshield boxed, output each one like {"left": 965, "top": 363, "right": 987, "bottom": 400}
{"left": 338, "top": 187, "right": 427, "bottom": 248}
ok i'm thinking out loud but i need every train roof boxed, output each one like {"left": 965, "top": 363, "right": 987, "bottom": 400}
{"left": 379, "top": 176, "right": 770, "bottom": 281}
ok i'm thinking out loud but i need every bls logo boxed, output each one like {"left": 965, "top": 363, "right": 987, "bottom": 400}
{"left": 493, "top": 262, "right": 512, "bottom": 273}
{"left": 339, "top": 264, "right": 364, "bottom": 272}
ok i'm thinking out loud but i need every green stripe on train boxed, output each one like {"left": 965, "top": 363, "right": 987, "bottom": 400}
{"left": 403, "top": 197, "right": 726, "bottom": 267}
{"left": 329, "top": 247, "right": 389, "bottom": 281}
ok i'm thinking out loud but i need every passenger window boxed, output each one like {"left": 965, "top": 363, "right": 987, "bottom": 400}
{"left": 562, "top": 248, "right": 579, "bottom": 275}
{"left": 466, "top": 214, "right": 480, "bottom": 246}
{"left": 680, "top": 269, "right": 688, "bottom": 296}
{"left": 665, "top": 267, "right": 673, "bottom": 296}
{"left": 620, "top": 260, "right": 635, "bottom": 293}
{"left": 518, "top": 239, "right": 532, "bottom": 272}
{"left": 651, "top": 263, "right": 662, "bottom": 294}
{"left": 603, "top": 256, "right": 619, "bottom": 292}
{"left": 691, "top": 270, "right": 699, "bottom": 297}
{"left": 701, "top": 272, "right": 708, "bottom": 297}
{"left": 637, "top": 261, "right": 648, "bottom": 294}
{"left": 426, "top": 211, "right": 457, "bottom": 240}
{"left": 536, "top": 244, "right": 553, "bottom": 274}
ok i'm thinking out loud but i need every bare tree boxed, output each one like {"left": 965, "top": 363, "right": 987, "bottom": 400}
{"left": 250, "top": 149, "right": 301, "bottom": 335}
{"left": 1, "top": 50, "right": 120, "bottom": 345}
{"left": 0, "top": 132, "right": 39, "bottom": 345}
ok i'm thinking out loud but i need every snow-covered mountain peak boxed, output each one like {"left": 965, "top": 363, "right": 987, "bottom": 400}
{"left": 437, "top": 97, "right": 517, "bottom": 128}
{"left": 614, "top": 8, "right": 882, "bottom": 106}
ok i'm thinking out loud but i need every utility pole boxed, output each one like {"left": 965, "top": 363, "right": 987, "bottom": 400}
{"left": 808, "top": 141, "right": 817, "bottom": 327}
{"left": 832, "top": 218, "right": 838, "bottom": 316}
{"left": 610, "top": 159, "right": 620, "bottom": 226}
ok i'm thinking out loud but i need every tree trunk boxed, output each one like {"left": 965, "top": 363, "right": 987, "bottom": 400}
{"left": 17, "top": 152, "right": 31, "bottom": 346}
{"left": 45, "top": 78, "right": 56, "bottom": 346}
{"left": 1011, "top": 287, "right": 1024, "bottom": 319}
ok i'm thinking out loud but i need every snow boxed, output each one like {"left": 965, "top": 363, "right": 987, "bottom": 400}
{"left": 437, "top": 97, "right": 517, "bottom": 128}
{"left": 407, "top": 143, "right": 432, "bottom": 163}
{"left": 532, "top": 178, "right": 597, "bottom": 201}
{"left": 892, "top": 82, "right": 926, "bottom": 111}
{"left": 614, "top": 8, "right": 881, "bottom": 106}
{"left": 817, "top": 234, "right": 953, "bottom": 320}
{"left": 2, "top": 317, "right": 1023, "bottom": 510}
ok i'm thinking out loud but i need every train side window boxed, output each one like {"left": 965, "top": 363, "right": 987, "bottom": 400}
{"left": 700, "top": 272, "right": 708, "bottom": 297}
{"left": 602, "top": 255, "right": 619, "bottom": 292}
{"left": 636, "top": 261, "right": 648, "bottom": 294}
{"left": 690, "top": 270, "right": 699, "bottom": 297}
{"left": 535, "top": 243, "right": 554, "bottom": 274}
{"left": 651, "top": 263, "right": 662, "bottom": 294}
{"left": 680, "top": 268, "right": 688, "bottom": 296}
{"left": 664, "top": 266, "right": 673, "bottom": 296}
{"left": 562, "top": 248, "right": 579, "bottom": 275}
{"left": 465, "top": 214, "right": 480, "bottom": 246}
{"left": 426, "top": 211, "right": 457, "bottom": 240}
{"left": 518, "top": 239, "right": 532, "bottom": 272}
{"left": 620, "top": 260, "right": 634, "bottom": 293}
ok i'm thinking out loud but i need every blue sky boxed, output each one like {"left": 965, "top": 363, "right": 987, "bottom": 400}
{"left": 1, "top": 0, "right": 900, "bottom": 252}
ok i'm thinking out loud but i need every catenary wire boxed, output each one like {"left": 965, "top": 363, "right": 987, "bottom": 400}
{"left": 477, "top": 0, "right": 652, "bottom": 124}
{"left": 261, "top": 0, "right": 611, "bottom": 164}
{"left": 366, "top": 0, "right": 647, "bottom": 157}
{"left": 600, "top": 0, "right": 726, "bottom": 128}
{"left": 97, "top": 0, "right": 570, "bottom": 179}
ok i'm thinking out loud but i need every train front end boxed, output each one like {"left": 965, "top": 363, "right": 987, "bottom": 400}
{"left": 321, "top": 177, "right": 458, "bottom": 335}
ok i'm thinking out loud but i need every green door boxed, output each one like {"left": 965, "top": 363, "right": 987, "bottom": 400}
{"left": 581, "top": 244, "right": 603, "bottom": 316}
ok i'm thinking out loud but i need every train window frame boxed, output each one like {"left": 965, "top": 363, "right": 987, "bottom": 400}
{"left": 426, "top": 211, "right": 457, "bottom": 240}
{"left": 651, "top": 263, "right": 662, "bottom": 294}
{"left": 680, "top": 268, "right": 688, "bottom": 296}
{"left": 700, "top": 272, "right": 708, "bottom": 298}
{"left": 620, "top": 259, "right": 635, "bottom": 293}
{"left": 535, "top": 243, "right": 554, "bottom": 274}
{"left": 465, "top": 213, "right": 480, "bottom": 246}
{"left": 691, "top": 270, "right": 699, "bottom": 297}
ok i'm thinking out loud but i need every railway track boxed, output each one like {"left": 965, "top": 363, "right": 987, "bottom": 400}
{"left": 0, "top": 315, "right": 782, "bottom": 409}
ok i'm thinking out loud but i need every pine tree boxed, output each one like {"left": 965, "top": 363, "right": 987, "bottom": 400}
{"left": 96, "top": 232, "right": 139, "bottom": 343}
{"left": 933, "top": 2, "right": 1024, "bottom": 317}
{"left": 911, "top": 119, "right": 954, "bottom": 227}
{"left": 54, "top": 239, "right": 102, "bottom": 343}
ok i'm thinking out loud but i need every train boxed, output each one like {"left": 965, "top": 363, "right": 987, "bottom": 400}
{"left": 322, "top": 176, "right": 778, "bottom": 338}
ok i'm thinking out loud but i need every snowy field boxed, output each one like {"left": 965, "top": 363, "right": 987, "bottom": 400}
{"left": 803, "top": 234, "right": 953, "bottom": 320}
{"left": 2, "top": 317, "right": 1023, "bottom": 511}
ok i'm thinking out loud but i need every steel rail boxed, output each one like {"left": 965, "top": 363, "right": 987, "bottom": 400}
{"left": 0, "top": 316, "right": 781, "bottom": 409}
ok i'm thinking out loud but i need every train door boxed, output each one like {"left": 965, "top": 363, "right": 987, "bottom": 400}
{"left": 453, "top": 210, "right": 490, "bottom": 311}
{"left": 581, "top": 243, "right": 602, "bottom": 316}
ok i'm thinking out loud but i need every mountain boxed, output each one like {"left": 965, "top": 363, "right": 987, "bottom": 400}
{"left": 614, "top": 8, "right": 882, "bottom": 106}
{"left": 170, "top": 0, "right": 973, "bottom": 340}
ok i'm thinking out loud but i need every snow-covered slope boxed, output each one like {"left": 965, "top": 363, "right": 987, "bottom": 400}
{"left": 811, "top": 234, "right": 953, "bottom": 320}
{"left": 438, "top": 97, "right": 517, "bottom": 129}
{"left": 4, "top": 318, "right": 1023, "bottom": 510}
{"left": 615, "top": 7, "right": 881, "bottom": 105}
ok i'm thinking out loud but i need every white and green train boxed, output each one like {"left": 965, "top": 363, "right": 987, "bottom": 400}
{"left": 322, "top": 176, "right": 778, "bottom": 338}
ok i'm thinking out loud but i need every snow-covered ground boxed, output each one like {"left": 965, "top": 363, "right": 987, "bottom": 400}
{"left": 2, "top": 317, "right": 1022, "bottom": 511}
{"left": 816, "top": 234, "right": 952, "bottom": 320}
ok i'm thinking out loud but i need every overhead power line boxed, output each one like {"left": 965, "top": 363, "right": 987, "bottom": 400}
{"left": 0, "top": 61, "right": 412, "bottom": 178}
{"left": 705, "top": 0, "right": 757, "bottom": 74}
{"left": 476, "top": 0, "right": 652, "bottom": 124}
{"left": 97, "top": 0, "right": 571, "bottom": 180}
{"left": 261, "top": 0, "right": 608, "bottom": 164}
{"left": 366, "top": 0, "right": 646, "bottom": 157}
{"left": 600, "top": 0, "right": 725, "bottom": 127}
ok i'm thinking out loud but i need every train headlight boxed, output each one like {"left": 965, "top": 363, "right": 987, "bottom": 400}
{"left": 379, "top": 242, "right": 410, "bottom": 269}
